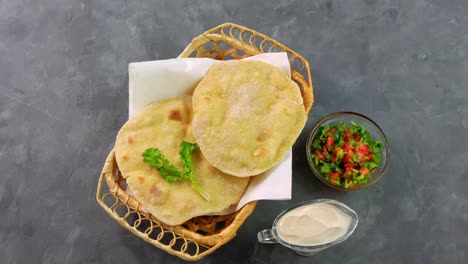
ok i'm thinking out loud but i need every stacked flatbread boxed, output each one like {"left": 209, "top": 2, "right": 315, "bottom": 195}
{"left": 115, "top": 60, "right": 306, "bottom": 226}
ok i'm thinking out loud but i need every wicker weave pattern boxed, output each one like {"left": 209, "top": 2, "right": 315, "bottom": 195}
{"left": 96, "top": 23, "right": 314, "bottom": 261}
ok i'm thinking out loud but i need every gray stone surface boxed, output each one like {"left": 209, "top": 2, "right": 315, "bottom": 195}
{"left": 1, "top": 0, "right": 468, "bottom": 263}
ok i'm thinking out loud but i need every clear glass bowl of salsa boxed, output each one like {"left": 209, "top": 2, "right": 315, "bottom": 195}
{"left": 306, "top": 112, "right": 390, "bottom": 191}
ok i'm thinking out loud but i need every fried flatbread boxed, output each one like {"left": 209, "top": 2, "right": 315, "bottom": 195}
{"left": 192, "top": 60, "right": 306, "bottom": 177}
{"left": 115, "top": 96, "right": 249, "bottom": 225}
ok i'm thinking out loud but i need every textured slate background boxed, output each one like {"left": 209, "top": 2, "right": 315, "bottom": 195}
{"left": 1, "top": 0, "right": 467, "bottom": 263}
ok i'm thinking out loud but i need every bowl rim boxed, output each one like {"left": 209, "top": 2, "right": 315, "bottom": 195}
{"left": 306, "top": 111, "right": 391, "bottom": 191}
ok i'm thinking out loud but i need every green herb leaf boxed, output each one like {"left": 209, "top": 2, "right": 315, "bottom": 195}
{"left": 353, "top": 153, "right": 360, "bottom": 163}
{"left": 332, "top": 131, "right": 341, "bottom": 140}
{"left": 344, "top": 180, "right": 354, "bottom": 188}
{"left": 142, "top": 142, "right": 211, "bottom": 201}
{"left": 312, "top": 139, "right": 321, "bottom": 150}
{"left": 320, "top": 163, "right": 332, "bottom": 174}
{"left": 373, "top": 152, "right": 382, "bottom": 164}
{"left": 370, "top": 144, "right": 380, "bottom": 154}
{"left": 376, "top": 141, "right": 383, "bottom": 148}
{"left": 336, "top": 121, "right": 346, "bottom": 133}
{"left": 179, "top": 141, "right": 211, "bottom": 201}
{"left": 356, "top": 178, "right": 369, "bottom": 185}
{"left": 314, "top": 156, "right": 319, "bottom": 166}
{"left": 330, "top": 178, "right": 341, "bottom": 185}
{"left": 329, "top": 162, "right": 339, "bottom": 171}
{"left": 364, "top": 161, "right": 379, "bottom": 170}
{"left": 310, "top": 154, "right": 319, "bottom": 166}
{"left": 318, "top": 125, "right": 330, "bottom": 140}
{"left": 142, "top": 148, "right": 184, "bottom": 182}
{"left": 361, "top": 131, "right": 371, "bottom": 144}
{"left": 338, "top": 138, "right": 345, "bottom": 147}
{"left": 337, "top": 149, "right": 344, "bottom": 159}
{"left": 358, "top": 125, "right": 366, "bottom": 135}
{"left": 179, "top": 141, "right": 197, "bottom": 179}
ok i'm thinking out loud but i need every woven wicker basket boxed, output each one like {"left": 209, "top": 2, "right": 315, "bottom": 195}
{"left": 96, "top": 23, "right": 314, "bottom": 261}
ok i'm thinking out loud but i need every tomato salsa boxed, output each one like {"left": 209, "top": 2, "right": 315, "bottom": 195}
{"left": 310, "top": 121, "right": 383, "bottom": 189}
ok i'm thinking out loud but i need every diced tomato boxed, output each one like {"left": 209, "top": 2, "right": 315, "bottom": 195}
{"left": 344, "top": 129, "right": 352, "bottom": 141}
{"left": 344, "top": 141, "right": 353, "bottom": 151}
{"left": 365, "top": 146, "right": 371, "bottom": 155}
{"left": 344, "top": 151, "right": 354, "bottom": 162}
{"left": 331, "top": 156, "right": 338, "bottom": 163}
{"left": 359, "top": 168, "right": 370, "bottom": 176}
{"left": 354, "top": 136, "right": 361, "bottom": 141}
{"left": 343, "top": 171, "right": 349, "bottom": 179}
{"left": 322, "top": 147, "right": 329, "bottom": 155}
{"left": 324, "top": 128, "right": 336, "bottom": 136}
{"left": 343, "top": 151, "right": 354, "bottom": 169}
{"left": 315, "top": 150, "right": 325, "bottom": 160}
{"left": 368, "top": 154, "right": 374, "bottom": 161}
{"left": 344, "top": 160, "right": 354, "bottom": 168}
{"left": 329, "top": 172, "right": 340, "bottom": 180}
{"left": 333, "top": 147, "right": 343, "bottom": 156}
{"left": 357, "top": 152, "right": 365, "bottom": 163}
{"left": 343, "top": 167, "right": 354, "bottom": 179}
{"left": 358, "top": 142, "right": 371, "bottom": 155}
{"left": 326, "top": 136, "right": 335, "bottom": 150}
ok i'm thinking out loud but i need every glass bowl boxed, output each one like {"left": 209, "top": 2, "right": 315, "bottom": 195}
{"left": 306, "top": 112, "right": 390, "bottom": 191}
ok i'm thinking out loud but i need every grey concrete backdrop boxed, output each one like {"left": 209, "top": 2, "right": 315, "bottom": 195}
{"left": 1, "top": 0, "right": 467, "bottom": 263}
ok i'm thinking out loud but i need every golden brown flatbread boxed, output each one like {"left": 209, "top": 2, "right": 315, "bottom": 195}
{"left": 192, "top": 60, "right": 306, "bottom": 177}
{"left": 114, "top": 96, "right": 249, "bottom": 225}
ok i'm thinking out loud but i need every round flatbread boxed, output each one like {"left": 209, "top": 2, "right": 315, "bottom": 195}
{"left": 192, "top": 60, "right": 306, "bottom": 177}
{"left": 115, "top": 96, "right": 249, "bottom": 226}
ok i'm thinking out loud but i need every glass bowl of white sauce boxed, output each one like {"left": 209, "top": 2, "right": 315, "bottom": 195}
{"left": 257, "top": 199, "right": 358, "bottom": 256}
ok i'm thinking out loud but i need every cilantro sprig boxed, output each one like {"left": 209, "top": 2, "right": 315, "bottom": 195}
{"left": 142, "top": 141, "right": 211, "bottom": 201}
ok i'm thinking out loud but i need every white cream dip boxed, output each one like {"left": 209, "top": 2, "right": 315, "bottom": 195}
{"left": 276, "top": 203, "right": 352, "bottom": 246}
